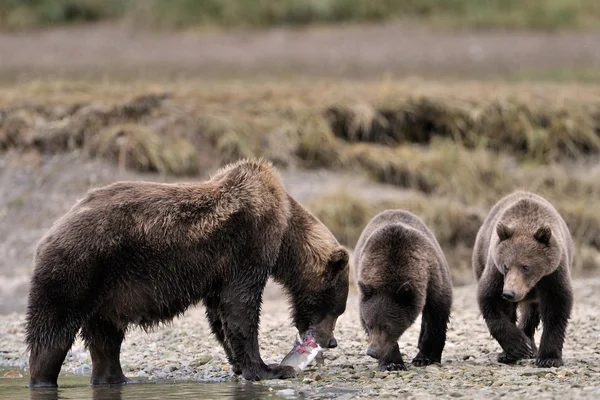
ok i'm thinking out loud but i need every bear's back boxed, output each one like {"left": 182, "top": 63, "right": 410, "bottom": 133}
{"left": 354, "top": 210, "right": 448, "bottom": 288}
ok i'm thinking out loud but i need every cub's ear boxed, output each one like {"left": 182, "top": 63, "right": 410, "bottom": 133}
{"left": 496, "top": 222, "right": 514, "bottom": 242}
{"left": 327, "top": 247, "right": 349, "bottom": 277}
{"left": 395, "top": 281, "right": 413, "bottom": 303}
{"left": 358, "top": 281, "right": 375, "bottom": 299}
{"left": 534, "top": 225, "right": 552, "bottom": 246}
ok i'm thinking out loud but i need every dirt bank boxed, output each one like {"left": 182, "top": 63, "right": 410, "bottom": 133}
{"left": 1, "top": 23, "right": 600, "bottom": 81}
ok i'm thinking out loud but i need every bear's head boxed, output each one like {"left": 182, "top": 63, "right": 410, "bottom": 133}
{"left": 358, "top": 280, "right": 418, "bottom": 369}
{"left": 276, "top": 196, "right": 350, "bottom": 349}
{"left": 493, "top": 221, "right": 562, "bottom": 302}
{"left": 291, "top": 246, "right": 349, "bottom": 349}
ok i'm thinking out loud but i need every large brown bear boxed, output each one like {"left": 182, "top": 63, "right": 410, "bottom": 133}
{"left": 25, "top": 158, "right": 350, "bottom": 388}
{"left": 473, "top": 191, "right": 573, "bottom": 367}
{"left": 353, "top": 210, "right": 453, "bottom": 371}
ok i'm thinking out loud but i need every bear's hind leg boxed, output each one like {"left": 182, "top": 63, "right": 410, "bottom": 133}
{"left": 81, "top": 316, "right": 129, "bottom": 385}
{"left": 26, "top": 296, "right": 84, "bottom": 387}
{"left": 412, "top": 290, "right": 452, "bottom": 367}
{"left": 204, "top": 295, "right": 240, "bottom": 374}
{"left": 220, "top": 279, "right": 296, "bottom": 381}
{"left": 28, "top": 345, "right": 73, "bottom": 388}
{"left": 518, "top": 303, "right": 540, "bottom": 356}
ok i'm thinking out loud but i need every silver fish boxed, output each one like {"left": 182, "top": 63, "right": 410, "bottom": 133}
{"left": 280, "top": 333, "right": 323, "bottom": 371}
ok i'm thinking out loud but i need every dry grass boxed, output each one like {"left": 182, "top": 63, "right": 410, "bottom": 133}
{"left": 327, "top": 97, "right": 600, "bottom": 163}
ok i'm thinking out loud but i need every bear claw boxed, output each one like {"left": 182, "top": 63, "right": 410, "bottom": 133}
{"left": 412, "top": 354, "right": 439, "bottom": 367}
{"left": 536, "top": 358, "right": 563, "bottom": 368}
{"left": 497, "top": 352, "right": 518, "bottom": 364}
{"left": 243, "top": 365, "right": 297, "bottom": 381}
{"left": 380, "top": 362, "right": 407, "bottom": 372}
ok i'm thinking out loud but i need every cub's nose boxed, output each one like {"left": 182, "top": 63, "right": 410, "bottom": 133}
{"left": 502, "top": 290, "right": 515, "bottom": 301}
{"left": 366, "top": 346, "right": 378, "bottom": 359}
{"left": 327, "top": 338, "right": 338, "bottom": 348}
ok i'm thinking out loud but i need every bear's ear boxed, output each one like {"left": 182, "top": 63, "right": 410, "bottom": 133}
{"left": 358, "top": 281, "right": 375, "bottom": 299}
{"left": 327, "top": 247, "right": 349, "bottom": 277}
{"left": 534, "top": 225, "right": 552, "bottom": 246}
{"left": 394, "top": 281, "right": 413, "bottom": 303}
{"left": 496, "top": 222, "right": 514, "bottom": 242}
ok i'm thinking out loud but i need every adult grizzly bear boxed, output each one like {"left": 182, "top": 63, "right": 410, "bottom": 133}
{"left": 473, "top": 191, "right": 573, "bottom": 367}
{"left": 353, "top": 210, "right": 453, "bottom": 371}
{"left": 25, "top": 158, "right": 349, "bottom": 388}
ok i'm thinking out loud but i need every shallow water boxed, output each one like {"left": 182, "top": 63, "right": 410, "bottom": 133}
{"left": 0, "top": 368, "right": 308, "bottom": 400}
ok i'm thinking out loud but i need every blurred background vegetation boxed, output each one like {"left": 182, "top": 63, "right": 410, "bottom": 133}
{"left": 1, "top": 0, "right": 600, "bottom": 306}
{"left": 3, "top": 0, "right": 600, "bottom": 31}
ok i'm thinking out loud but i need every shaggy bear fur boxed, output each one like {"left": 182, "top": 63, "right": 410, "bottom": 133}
{"left": 353, "top": 210, "right": 453, "bottom": 371}
{"left": 25, "top": 158, "right": 349, "bottom": 388}
{"left": 473, "top": 191, "right": 574, "bottom": 367}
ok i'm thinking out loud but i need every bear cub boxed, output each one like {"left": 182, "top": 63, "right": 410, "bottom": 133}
{"left": 25, "top": 158, "right": 350, "bottom": 388}
{"left": 354, "top": 210, "right": 453, "bottom": 371}
{"left": 473, "top": 191, "right": 574, "bottom": 367}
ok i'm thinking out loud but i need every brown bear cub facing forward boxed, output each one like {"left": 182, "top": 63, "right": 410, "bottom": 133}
{"left": 354, "top": 210, "right": 453, "bottom": 371}
{"left": 25, "top": 158, "right": 350, "bottom": 388}
{"left": 473, "top": 191, "right": 573, "bottom": 367}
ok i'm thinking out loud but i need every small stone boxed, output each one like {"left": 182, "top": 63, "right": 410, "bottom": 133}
{"left": 302, "top": 378, "right": 313, "bottom": 384}
{"left": 162, "top": 365, "right": 177, "bottom": 373}
{"left": 522, "top": 368, "right": 556, "bottom": 377}
{"left": 3, "top": 370, "right": 23, "bottom": 378}
{"left": 190, "top": 355, "right": 213, "bottom": 367}
{"left": 137, "top": 370, "right": 148, "bottom": 377}
{"left": 276, "top": 389, "right": 295, "bottom": 397}
{"left": 74, "top": 365, "right": 92, "bottom": 375}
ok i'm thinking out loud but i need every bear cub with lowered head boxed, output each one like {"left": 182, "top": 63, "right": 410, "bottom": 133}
{"left": 25, "top": 158, "right": 349, "bottom": 388}
{"left": 473, "top": 191, "right": 573, "bottom": 367}
{"left": 354, "top": 210, "right": 453, "bottom": 371}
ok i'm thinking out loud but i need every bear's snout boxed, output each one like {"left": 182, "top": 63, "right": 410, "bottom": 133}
{"left": 366, "top": 345, "right": 379, "bottom": 359}
{"left": 327, "top": 338, "right": 338, "bottom": 348}
{"left": 501, "top": 289, "right": 516, "bottom": 301}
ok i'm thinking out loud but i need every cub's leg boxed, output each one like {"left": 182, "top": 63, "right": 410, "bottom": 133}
{"left": 536, "top": 271, "right": 573, "bottom": 368}
{"left": 412, "top": 289, "right": 452, "bottom": 366}
{"left": 477, "top": 267, "right": 533, "bottom": 364}
{"left": 518, "top": 303, "right": 540, "bottom": 356}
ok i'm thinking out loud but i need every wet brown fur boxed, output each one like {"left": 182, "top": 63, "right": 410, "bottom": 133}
{"left": 473, "top": 191, "right": 573, "bottom": 368}
{"left": 353, "top": 210, "right": 453, "bottom": 371}
{"left": 25, "top": 158, "right": 349, "bottom": 388}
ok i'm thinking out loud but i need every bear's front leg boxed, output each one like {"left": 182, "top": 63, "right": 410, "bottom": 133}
{"left": 536, "top": 272, "right": 573, "bottom": 368}
{"left": 204, "top": 295, "right": 241, "bottom": 374}
{"left": 477, "top": 278, "right": 533, "bottom": 363}
{"left": 220, "top": 281, "right": 296, "bottom": 381}
{"left": 378, "top": 342, "right": 407, "bottom": 372}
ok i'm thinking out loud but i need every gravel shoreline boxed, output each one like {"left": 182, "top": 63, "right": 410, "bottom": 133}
{"left": 1, "top": 278, "right": 599, "bottom": 399}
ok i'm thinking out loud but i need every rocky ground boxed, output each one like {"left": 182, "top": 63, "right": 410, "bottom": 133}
{"left": 1, "top": 277, "right": 599, "bottom": 399}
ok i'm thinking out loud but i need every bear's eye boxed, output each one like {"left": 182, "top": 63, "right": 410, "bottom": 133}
{"left": 521, "top": 265, "right": 530, "bottom": 272}
{"left": 503, "top": 264, "right": 508, "bottom": 273}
